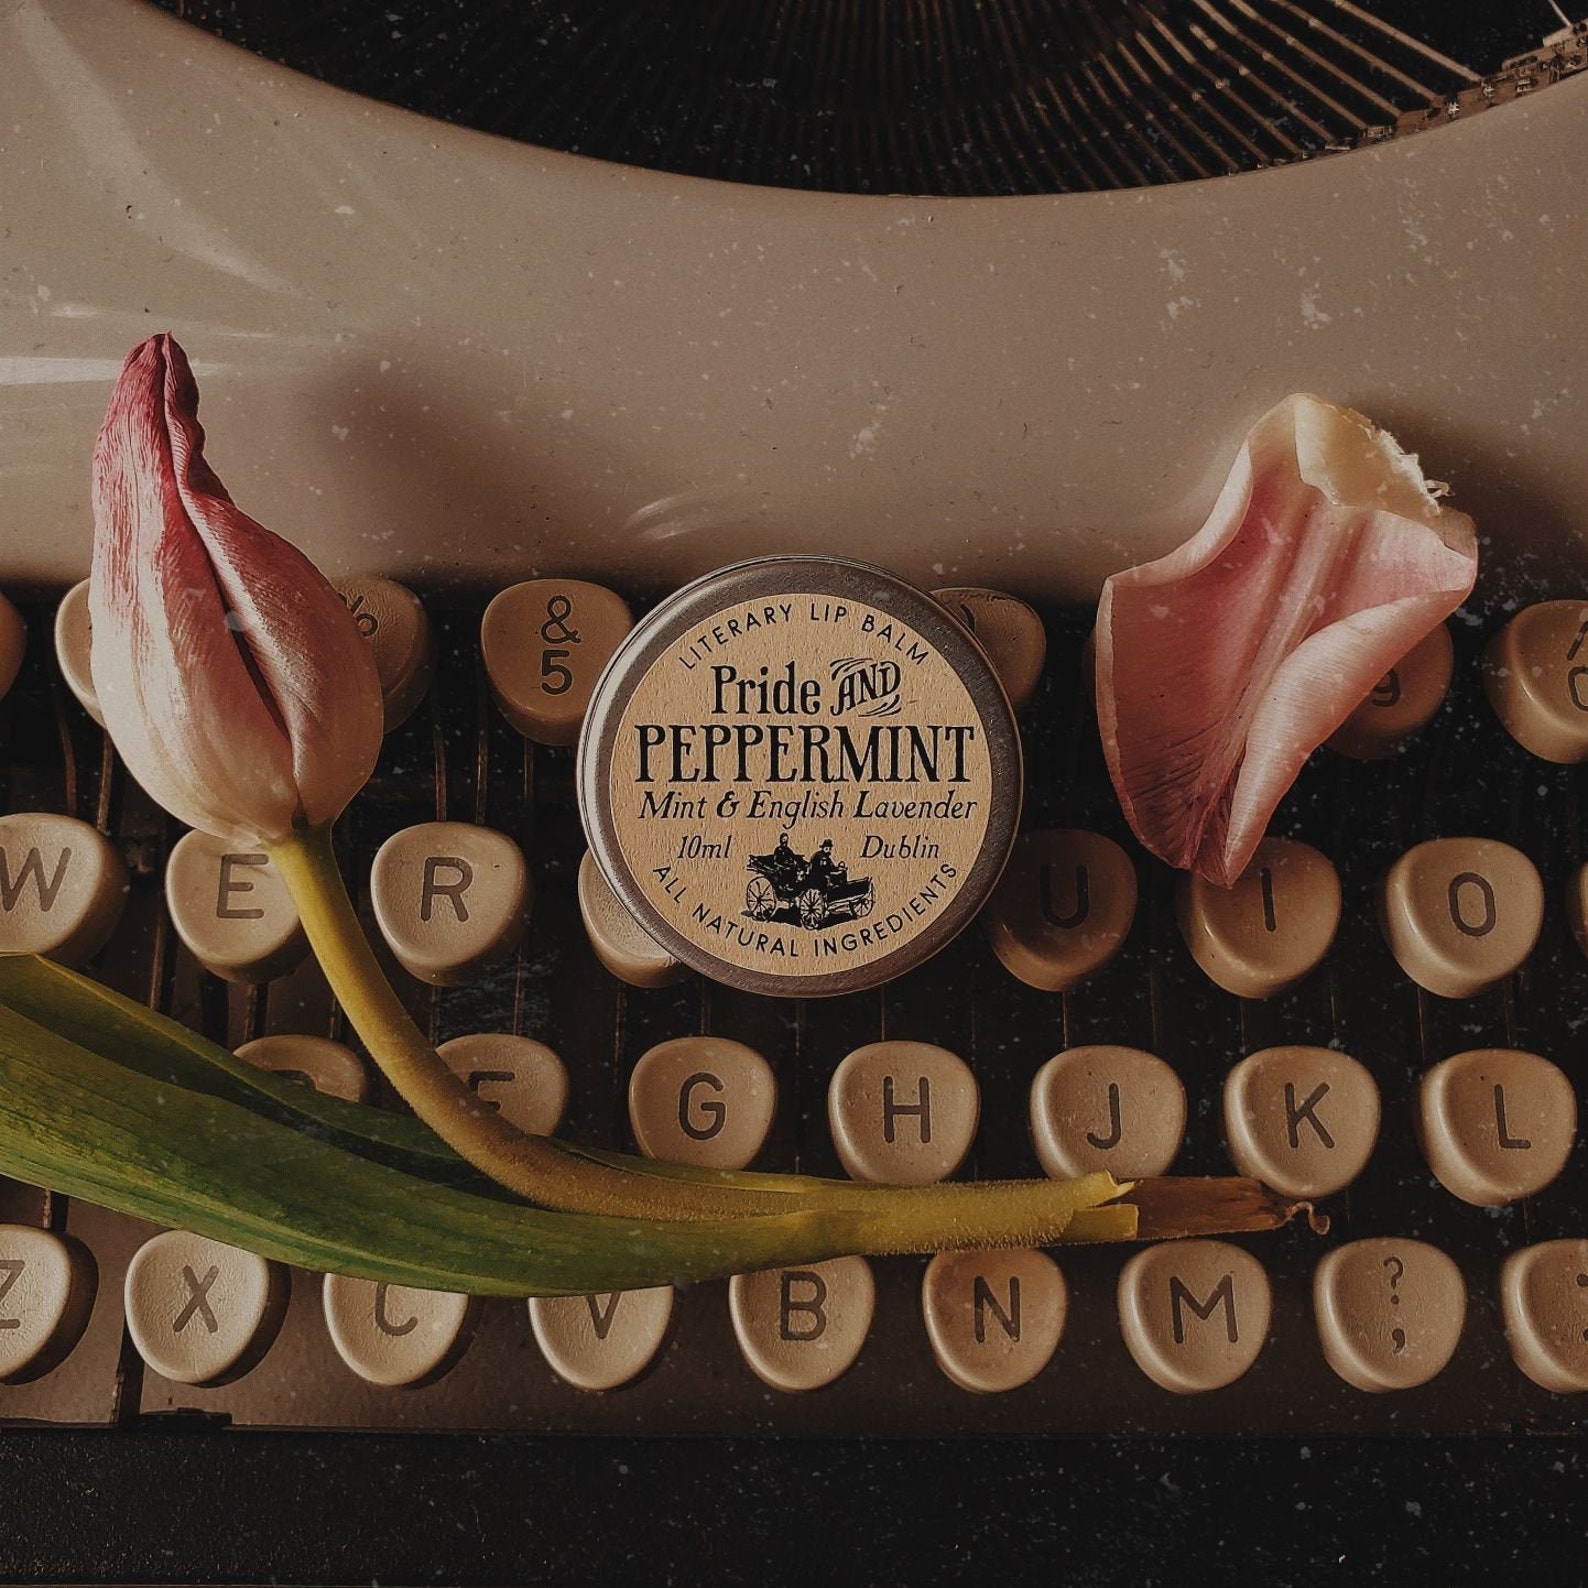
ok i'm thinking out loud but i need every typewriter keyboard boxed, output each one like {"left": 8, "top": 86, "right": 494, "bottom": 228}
{"left": 3, "top": 582, "right": 1588, "bottom": 1437}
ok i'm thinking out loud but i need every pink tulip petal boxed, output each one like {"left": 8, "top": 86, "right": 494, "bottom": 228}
{"left": 91, "top": 335, "right": 383, "bottom": 845}
{"left": 1095, "top": 393, "right": 1477, "bottom": 887}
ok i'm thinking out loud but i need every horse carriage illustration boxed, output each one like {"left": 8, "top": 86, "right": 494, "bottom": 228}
{"left": 744, "top": 839, "right": 875, "bottom": 930}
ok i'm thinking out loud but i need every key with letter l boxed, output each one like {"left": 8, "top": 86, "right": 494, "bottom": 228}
{"left": 370, "top": 821, "right": 530, "bottom": 985}
{"left": 1417, "top": 1048, "right": 1575, "bottom": 1206}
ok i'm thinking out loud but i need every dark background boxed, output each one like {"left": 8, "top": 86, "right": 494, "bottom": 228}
{"left": 151, "top": 0, "right": 1571, "bottom": 194}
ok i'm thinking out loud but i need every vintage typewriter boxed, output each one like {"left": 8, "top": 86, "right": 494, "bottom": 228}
{"left": 2, "top": 0, "right": 1587, "bottom": 1577}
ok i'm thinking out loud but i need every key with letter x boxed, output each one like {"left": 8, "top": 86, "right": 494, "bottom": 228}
{"left": 124, "top": 1231, "right": 289, "bottom": 1386}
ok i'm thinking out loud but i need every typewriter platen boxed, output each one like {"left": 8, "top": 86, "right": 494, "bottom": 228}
{"left": 4, "top": 0, "right": 1588, "bottom": 1466}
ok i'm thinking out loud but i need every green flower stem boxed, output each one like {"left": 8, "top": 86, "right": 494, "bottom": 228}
{"left": 271, "top": 824, "right": 794, "bottom": 1221}
{"left": 269, "top": 823, "right": 1138, "bottom": 1251}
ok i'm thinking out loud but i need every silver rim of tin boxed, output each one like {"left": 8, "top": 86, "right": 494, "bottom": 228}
{"left": 576, "top": 555, "right": 1023, "bottom": 999}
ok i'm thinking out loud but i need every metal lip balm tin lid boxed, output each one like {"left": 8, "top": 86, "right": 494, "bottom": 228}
{"left": 577, "top": 556, "right": 1022, "bottom": 999}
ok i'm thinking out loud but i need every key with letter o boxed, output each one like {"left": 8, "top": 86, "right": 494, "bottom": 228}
{"left": 370, "top": 821, "right": 530, "bottom": 985}
{"left": 165, "top": 830, "right": 307, "bottom": 983}
{"left": 983, "top": 830, "right": 1137, "bottom": 992}
{"left": 236, "top": 1035, "right": 370, "bottom": 1104}
{"left": 437, "top": 1032, "right": 569, "bottom": 1136}
{"left": 932, "top": 588, "right": 1047, "bottom": 711}
{"left": 0, "top": 1227, "right": 97, "bottom": 1384}
{"left": 53, "top": 581, "right": 101, "bottom": 724}
{"left": 1223, "top": 1045, "right": 1380, "bottom": 1199}
{"left": 481, "top": 580, "right": 633, "bottom": 747}
{"left": 0, "top": 813, "right": 127, "bottom": 965}
{"left": 921, "top": 1249, "right": 1067, "bottom": 1393}
{"left": 124, "top": 1231, "right": 289, "bottom": 1386}
{"left": 1177, "top": 837, "right": 1340, "bottom": 999}
{"left": 1314, "top": 1238, "right": 1465, "bottom": 1392}
{"left": 1482, "top": 601, "right": 1588, "bottom": 762}
{"left": 1029, "top": 1046, "right": 1186, "bottom": 1180}
{"left": 1417, "top": 1048, "right": 1575, "bottom": 1206}
{"left": 577, "top": 851, "right": 687, "bottom": 989}
{"left": 0, "top": 591, "right": 25, "bottom": 704}
{"left": 322, "top": 1275, "right": 476, "bottom": 1388}
{"left": 628, "top": 1036, "right": 776, "bottom": 1170}
{"left": 1327, "top": 624, "right": 1454, "bottom": 760}
{"left": 330, "top": 576, "right": 434, "bottom": 732}
{"left": 729, "top": 1257, "right": 875, "bottom": 1392}
{"left": 828, "top": 1041, "right": 979, "bottom": 1186}
{"left": 1501, "top": 1240, "right": 1588, "bottom": 1393}
{"left": 529, "top": 1287, "right": 675, "bottom": 1391}
{"left": 1379, "top": 839, "right": 1543, "bottom": 999}
{"left": 1117, "top": 1240, "right": 1271, "bottom": 1393}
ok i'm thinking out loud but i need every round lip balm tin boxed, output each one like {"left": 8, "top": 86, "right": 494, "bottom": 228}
{"left": 578, "top": 556, "right": 1022, "bottom": 998}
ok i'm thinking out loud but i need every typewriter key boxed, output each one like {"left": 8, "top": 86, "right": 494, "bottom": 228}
{"left": 578, "top": 557, "right": 1021, "bottom": 998}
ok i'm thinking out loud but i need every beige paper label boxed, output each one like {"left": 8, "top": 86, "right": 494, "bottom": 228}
{"left": 609, "top": 590, "right": 995, "bottom": 984}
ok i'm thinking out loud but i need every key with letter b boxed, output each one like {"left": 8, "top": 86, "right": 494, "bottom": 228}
{"left": 730, "top": 1258, "right": 875, "bottom": 1392}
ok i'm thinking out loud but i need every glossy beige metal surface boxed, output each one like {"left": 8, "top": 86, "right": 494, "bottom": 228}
{"left": 1, "top": 0, "right": 1585, "bottom": 603}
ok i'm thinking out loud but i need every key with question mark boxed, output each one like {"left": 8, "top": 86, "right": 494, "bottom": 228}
{"left": 1314, "top": 1238, "right": 1465, "bottom": 1392}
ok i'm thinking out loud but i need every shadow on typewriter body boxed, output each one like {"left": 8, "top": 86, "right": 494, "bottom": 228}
{"left": 3, "top": 0, "right": 1588, "bottom": 1580}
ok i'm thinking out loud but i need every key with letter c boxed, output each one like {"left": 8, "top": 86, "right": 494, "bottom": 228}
{"left": 322, "top": 1275, "right": 476, "bottom": 1388}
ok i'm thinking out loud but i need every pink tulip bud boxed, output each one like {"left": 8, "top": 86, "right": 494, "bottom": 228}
{"left": 1096, "top": 393, "right": 1478, "bottom": 887}
{"left": 90, "top": 334, "right": 383, "bottom": 845}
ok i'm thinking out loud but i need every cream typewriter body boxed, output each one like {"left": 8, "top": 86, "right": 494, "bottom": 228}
{"left": 2, "top": 0, "right": 1586, "bottom": 604}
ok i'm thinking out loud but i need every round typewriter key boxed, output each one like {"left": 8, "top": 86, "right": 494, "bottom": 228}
{"left": 578, "top": 557, "right": 1021, "bottom": 998}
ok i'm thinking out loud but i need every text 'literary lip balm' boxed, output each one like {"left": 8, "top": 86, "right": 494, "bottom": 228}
{"left": 577, "top": 557, "right": 1022, "bottom": 998}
